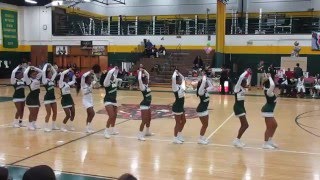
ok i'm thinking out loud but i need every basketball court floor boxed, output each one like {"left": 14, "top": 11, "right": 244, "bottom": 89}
{"left": 0, "top": 84, "right": 319, "bottom": 179}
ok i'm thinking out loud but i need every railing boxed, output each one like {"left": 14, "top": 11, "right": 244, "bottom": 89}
{"left": 52, "top": 11, "right": 320, "bottom": 36}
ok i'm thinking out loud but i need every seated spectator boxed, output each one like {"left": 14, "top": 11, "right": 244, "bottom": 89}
{"left": 279, "top": 75, "right": 290, "bottom": 96}
{"left": 296, "top": 76, "right": 305, "bottom": 98}
{"left": 151, "top": 45, "right": 159, "bottom": 58}
{"left": 193, "top": 56, "right": 204, "bottom": 70}
{"left": 158, "top": 45, "right": 166, "bottom": 56}
{"left": 312, "top": 74, "right": 320, "bottom": 98}
{"left": 107, "top": 64, "right": 114, "bottom": 71}
{"left": 23, "top": 165, "right": 56, "bottom": 180}
{"left": 118, "top": 173, "right": 137, "bottom": 180}
{"left": 127, "top": 72, "right": 136, "bottom": 90}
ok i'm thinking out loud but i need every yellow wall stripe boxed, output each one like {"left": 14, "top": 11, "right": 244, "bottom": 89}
{"left": 1, "top": 45, "right": 320, "bottom": 55}
{"left": 0, "top": 45, "right": 31, "bottom": 52}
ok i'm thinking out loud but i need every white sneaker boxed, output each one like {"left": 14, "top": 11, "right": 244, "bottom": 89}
{"left": 110, "top": 129, "right": 119, "bottom": 135}
{"left": 85, "top": 126, "right": 91, "bottom": 133}
{"left": 104, "top": 129, "right": 111, "bottom": 139}
{"left": 19, "top": 121, "right": 26, "bottom": 127}
{"left": 60, "top": 124, "right": 68, "bottom": 132}
{"left": 28, "top": 123, "right": 35, "bottom": 131}
{"left": 198, "top": 138, "right": 209, "bottom": 145}
{"left": 138, "top": 133, "right": 146, "bottom": 141}
{"left": 267, "top": 139, "right": 278, "bottom": 148}
{"left": 32, "top": 122, "right": 39, "bottom": 129}
{"left": 173, "top": 137, "right": 183, "bottom": 144}
{"left": 262, "top": 142, "right": 275, "bottom": 149}
{"left": 233, "top": 138, "right": 245, "bottom": 148}
{"left": 52, "top": 124, "right": 60, "bottom": 130}
{"left": 145, "top": 132, "right": 154, "bottom": 136}
{"left": 177, "top": 134, "right": 185, "bottom": 142}
{"left": 13, "top": 120, "right": 20, "bottom": 128}
{"left": 69, "top": 124, "right": 75, "bottom": 131}
{"left": 44, "top": 127, "right": 52, "bottom": 132}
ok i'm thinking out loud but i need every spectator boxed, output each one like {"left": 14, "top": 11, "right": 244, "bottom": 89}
{"left": 312, "top": 74, "right": 320, "bottom": 98}
{"left": 296, "top": 76, "right": 305, "bottom": 98}
{"left": 128, "top": 72, "right": 136, "bottom": 90}
{"left": 268, "top": 64, "right": 276, "bottom": 79}
{"left": 0, "top": 167, "right": 8, "bottom": 180}
{"left": 193, "top": 56, "right": 204, "bottom": 70}
{"left": 118, "top": 173, "right": 137, "bottom": 180}
{"left": 145, "top": 39, "right": 153, "bottom": 57}
{"left": 151, "top": 45, "right": 159, "bottom": 58}
{"left": 220, "top": 65, "right": 229, "bottom": 95}
{"left": 23, "top": 165, "right": 56, "bottom": 180}
{"left": 159, "top": 45, "right": 166, "bottom": 56}
{"left": 256, "top": 60, "right": 265, "bottom": 89}
{"left": 294, "top": 63, "right": 303, "bottom": 78}
{"left": 279, "top": 75, "right": 289, "bottom": 96}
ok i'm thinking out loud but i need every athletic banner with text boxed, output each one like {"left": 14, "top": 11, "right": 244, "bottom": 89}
{"left": 1, "top": 10, "right": 18, "bottom": 48}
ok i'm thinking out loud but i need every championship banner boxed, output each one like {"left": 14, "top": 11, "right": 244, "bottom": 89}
{"left": 1, "top": 10, "right": 18, "bottom": 48}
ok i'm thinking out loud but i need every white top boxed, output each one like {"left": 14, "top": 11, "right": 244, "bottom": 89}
{"left": 234, "top": 71, "right": 248, "bottom": 101}
{"left": 11, "top": 66, "right": 24, "bottom": 85}
{"left": 42, "top": 63, "right": 57, "bottom": 86}
{"left": 138, "top": 70, "right": 150, "bottom": 91}
{"left": 297, "top": 78, "right": 304, "bottom": 87}
{"left": 59, "top": 69, "right": 76, "bottom": 95}
{"left": 198, "top": 75, "right": 213, "bottom": 97}
{"left": 172, "top": 71, "right": 185, "bottom": 98}
{"left": 81, "top": 71, "right": 93, "bottom": 102}
{"left": 23, "top": 66, "right": 43, "bottom": 91}
{"left": 266, "top": 76, "right": 275, "bottom": 97}
{"left": 281, "top": 79, "right": 288, "bottom": 85}
{"left": 103, "top": 68, "right": 118, "bottom": 87}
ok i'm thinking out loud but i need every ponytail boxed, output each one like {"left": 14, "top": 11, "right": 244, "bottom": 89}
{"left": 76, "top": 76, "right": 81, "bottom": 95}
{"left": 196, "top": 79, "right": 202, "bottom": 97}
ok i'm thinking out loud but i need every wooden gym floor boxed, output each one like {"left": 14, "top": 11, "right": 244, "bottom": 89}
{"left": 0, "top": 84, "right": 319, "bottom": 180}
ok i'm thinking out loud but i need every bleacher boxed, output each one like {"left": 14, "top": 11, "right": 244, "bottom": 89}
{"left": 131, "top": 49, "right": 213, "bottom": 87}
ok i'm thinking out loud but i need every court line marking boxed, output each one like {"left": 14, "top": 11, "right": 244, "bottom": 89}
{"left": 206, "top": 112, "right": 234, "bottom": 141}
{"left": 112, "top": 135, "right": 320, "bottom": 156}
{"left": 54, "top": 132, "right": 320, "bottom": 156}
{"left": 8, "top": 119, "right": 131, "bottom": 165}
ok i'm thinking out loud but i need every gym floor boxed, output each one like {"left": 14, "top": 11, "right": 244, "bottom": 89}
{"left": 0, "top": 84, "right": 319, "bottom": 179}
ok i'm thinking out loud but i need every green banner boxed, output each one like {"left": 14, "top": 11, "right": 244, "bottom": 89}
{"left": 1, "top": 10, "right": 18, "bottom": 48}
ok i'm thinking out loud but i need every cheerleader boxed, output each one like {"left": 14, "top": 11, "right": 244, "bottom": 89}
{"left": 76, "top": 70, "right": 95, "bottom": 133}
{"left": 261, "top": 73, "right": 278, "bottom": 149}
{"left": 312, "top": 74, "right": 320, "bottom": 98}
{"left": 103, "top": 67, "right": 119, "bottom": 139}
{"left": 232, "top": 69, "right": 251, "bottom": 148}
{"left": 11, "top": 65, "right": 26, "bottom": 128}
{"left": 24, "top": 66, "right": 43, "bottom": 130}
{"left": 59, "top": 68, "right": 76, "bottom": 132}
{"left": 137, "top": 68, "right": 153, "bottom": 141}
{"left": 196, "top": 74, "right": 213, "bottom": 145}
{"left": 42, "top": 63, "right": 59, "bottom": 132}
{"left": 172, "top": 69, "right": 186, "bottom": 144}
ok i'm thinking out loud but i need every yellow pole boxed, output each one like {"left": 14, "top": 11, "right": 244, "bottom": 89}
{"left": 215, "top": 0, "right": 226, "bottom": 67}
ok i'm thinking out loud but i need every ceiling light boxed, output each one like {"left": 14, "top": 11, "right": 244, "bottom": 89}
{"left": 52, "top": 0, "right": 63, "bottom": 6}
{"left": 83, "top": 0, "right": 92, "bottom": 2}
{"left": 25, "top": 0, "right": 37, "bottom": 4}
